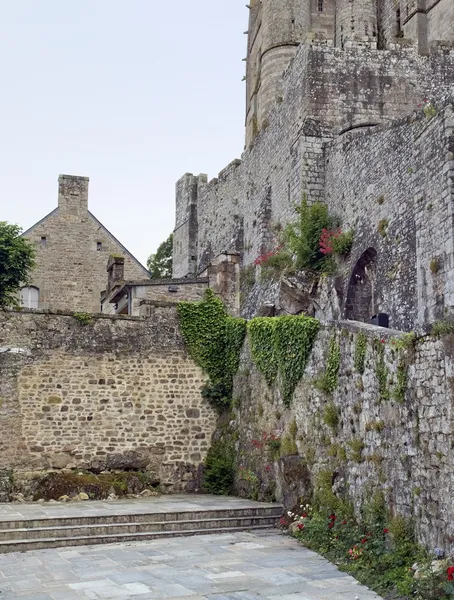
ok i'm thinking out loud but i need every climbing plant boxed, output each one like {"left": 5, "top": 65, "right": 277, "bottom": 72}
{"left": 247, "top": 315, "right": 320, "bottom": 406}
{"left": 354, "top": 333, "right": 367, "bottom": 374}
{"left": 393, "top": 359, "right": 409, "bottom": 404}
{"left": 177, "top": 289, "right": 246, "bottom": 410}
{"left": 274, "top": 315, "right": 320, "bottom": 406}
{"left": 375, "top": 340, "right": 390, "bottom": 402}
{"left": 315, "top": 335, "right": 341, "bottom": 393}
{"left": 247, "top": 318, "right": 278, "bottom": 386}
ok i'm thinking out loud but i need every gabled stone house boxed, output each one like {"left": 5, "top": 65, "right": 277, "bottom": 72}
{"left": 21, "top": 175, "right": 150, "bottom": 313}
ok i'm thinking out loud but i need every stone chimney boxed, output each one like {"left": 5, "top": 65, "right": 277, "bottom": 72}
{"left": 58, "top": 174, "right": 89, "bottom": 215}
{"left": 107, "top": 255, "right": 125, "bottom": 294}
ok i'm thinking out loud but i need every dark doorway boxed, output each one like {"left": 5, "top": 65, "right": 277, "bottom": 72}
{"left": 345, "top": 248, "right": 378, "bottom": 322}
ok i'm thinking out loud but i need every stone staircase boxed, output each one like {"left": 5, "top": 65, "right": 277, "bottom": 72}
{"left": 0, "top": 503, "right": 283, "bottom": 553}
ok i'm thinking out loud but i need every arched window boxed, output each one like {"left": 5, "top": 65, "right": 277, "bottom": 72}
{"left": 20, "top": 286, "right": 39, "bottom": 309}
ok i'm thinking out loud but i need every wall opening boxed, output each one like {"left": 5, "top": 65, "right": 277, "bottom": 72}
{"left": 20, "top": 286, "right": 40, "bottom": 309}
{"left": 345, "top": 248, "right": 378, "bottom": 322}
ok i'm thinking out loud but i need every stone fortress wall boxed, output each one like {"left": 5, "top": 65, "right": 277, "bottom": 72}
{"left": 173, "top": 0, "right": 454, "bottom": 332}
{"left": 231, "top": 320, "right": 454, "bottom": 553}
{"left": 0, "top": 309, "right": 217, "bottom": 493}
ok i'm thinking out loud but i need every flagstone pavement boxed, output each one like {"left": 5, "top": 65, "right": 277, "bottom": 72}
{"left": 0, "top": 529, "right": 383, "bottom": 600}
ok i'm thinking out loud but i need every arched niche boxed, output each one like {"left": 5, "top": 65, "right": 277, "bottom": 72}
{"left": 345, "top": 248, "right": 378, "bottom": 322}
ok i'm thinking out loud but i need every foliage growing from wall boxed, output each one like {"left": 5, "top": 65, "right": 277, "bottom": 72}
{"left": 73, "top": 312, "right": 92, "bottom": 325}
{"left": 203, "top": 439, "right": 235, "bottom": 495}
{"left": 147, "top": 233, "right": 173, "bottom": 278}
{"left": 354, "top": 333, "right": 367, "bottom": 374}
{"left": 319, "top": 228, "right": 354, "bottom": 256}
{"left": 393, "top": 359, "right": 409, "bottom": 404}
{"left": 323, "top": 402, "right": 340, "bottom": 432}
{"left": 247, "top": 318, "right": 278, "bottom": 386}
{"left": 0, "top": 222, "right": 36, "bottom": 307}
{"left": 178, "top": 289, "right": 246, "bottom": 410}
{"left": 314, "top": 335, "right": 341, "bottom": 393}
{"left": 275, "top": 316, "right": 320, "bottom": 406}
{"left": 283, "top": 196, "right": 337, "bottom": 272}
{"left": 431, "top": 321, "right": 454, "bottom": 337}
{"left": 247, "top": 315, "right": 319, "bottom": 405}
{"left": 375, "top": 341, "right": 390, "bottom": 402}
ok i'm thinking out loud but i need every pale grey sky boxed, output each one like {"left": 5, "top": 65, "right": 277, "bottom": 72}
{"left": 0, "top": 1, "right": 247, "bottom": 265}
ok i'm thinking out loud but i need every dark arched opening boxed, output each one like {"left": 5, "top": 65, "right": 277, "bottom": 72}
{"left": 345, "top": 248, "right": 378, "bottom": 322}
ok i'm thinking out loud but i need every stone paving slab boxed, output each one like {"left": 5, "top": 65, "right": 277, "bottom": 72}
{"left": 0, "top": 496, "right": 279, "bottom": 523}
{"left": 0, "top": 529, "right": 384, "bottom": 599}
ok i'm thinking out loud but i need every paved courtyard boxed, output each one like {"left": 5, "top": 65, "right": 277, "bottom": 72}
{"left": 0, "top": 529, "right": 383, "bottom": 600}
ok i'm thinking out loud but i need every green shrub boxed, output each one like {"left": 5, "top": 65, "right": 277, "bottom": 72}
{"left": 431, "top": 321, "right": 454, "bottom": 337}
{"left": 284, "top": 196, "right": 336, "bottom": 272}
{"left": 203, "top": 440, "right": 235, "bottom": 495}
{"left": 323, "top": 403, "right": 340, "bottom": 431}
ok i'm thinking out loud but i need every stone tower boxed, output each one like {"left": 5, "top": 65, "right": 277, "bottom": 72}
{"left": 245, "top": 0, "right": 339, "bottom": 146}
{"left": 246, "top": 0, "right": 311, "bottom": 145}
{"left": 335, "top": 0, "right": 378, "bottom": 48}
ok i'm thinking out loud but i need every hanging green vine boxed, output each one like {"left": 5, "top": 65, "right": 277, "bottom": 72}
{"left": 393, "top": 358, "right": 409, "bottom": 404}
{"left": 354, "top": 332, "right": 367, "bottom": 374}
{"left": 375, "top": 340, "right": 390, "bottom": 402}
{"left": 247, "top": 318, "right": 278, "bottom": 386}
{"left": 315, "top": 335, "right": 341, "bottom": 393}
{"left": 225, "top": 316, "right": 248, "bottom": 381}
{"left": 177, "top": 289, "right": 246, "bottom": 411}
{"left": 247, "top": 314, "right": 319, "bottom": 406}
{"left": 275, "top": 315, "right": 320, "bottom": 406}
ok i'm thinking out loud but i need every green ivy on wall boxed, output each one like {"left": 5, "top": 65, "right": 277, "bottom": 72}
{"left": 177, "top": 289, "right": 246, "bottom": 410}
{"left": 315, "top": 335, "right": 341, "bottom": 393}
{"left": 354, "top": 333, "right": 367, "bottom": 374}
{"left": 247, "top": 315, "right": 320, "bottom": 407}
{"left": 393, "top": 359, "right": 409, "bottom": 404}
{"left": 247, "top": 318, "right": 278, "bottom": 386}
{"left": 375, "top": 340, "right": 390, "bottom": 402}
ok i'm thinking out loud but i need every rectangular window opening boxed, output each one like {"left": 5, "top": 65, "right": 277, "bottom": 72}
{"left": 41, "top": 236, "right": 47, "bottom": 247}
{"left": 318, "top": 0, "right": 323, "bottom": 12}
{"left": 97, "top": 242, "right": 103, "bottom": 251}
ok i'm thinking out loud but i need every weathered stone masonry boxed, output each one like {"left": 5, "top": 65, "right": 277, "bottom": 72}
{"left": 229, "top": 322, "right": 454, "bottom": 552}
{"left": 173, "top": 0, "right": 454, "bottom": 332}
{"left": 0, "top": 308, "right": 217, "bottom": 493}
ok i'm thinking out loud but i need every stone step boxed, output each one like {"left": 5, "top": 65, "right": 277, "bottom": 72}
{"left": 0, "top": 503, "right": 283, "bottom": 553}
{"left": 0, "top": 506, "right": 282, "bottom": 531}
{"left": 0, "top": 524, "right": 277, "bottom": 553}
{"left": 0, "top": 514, "right": 278, "bottom": 541}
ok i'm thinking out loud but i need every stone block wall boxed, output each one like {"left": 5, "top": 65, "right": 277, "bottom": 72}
{"left": 324, "top": 102, "right": 454, "bottom": 331}
{"left": 0, "top": 309, "right": 217, "bottom": 493}
{"left": 229, "top": 321, "right": 454, "bottom": 552}
{"left": 174, "top": 40, "right": 454, "bottom": 330}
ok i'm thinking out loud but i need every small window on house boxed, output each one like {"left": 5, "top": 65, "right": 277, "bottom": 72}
{"left": 97, "top": 242, "right": 102, "bottom": 251}
{"left": 40, "top": 236, "right": 47, "bottom": 247}
{"left": 318, "top": 0, "right": 323, "bottom": 12}
{"left": 20, "top": 286, "right": 39, "bottom": 309}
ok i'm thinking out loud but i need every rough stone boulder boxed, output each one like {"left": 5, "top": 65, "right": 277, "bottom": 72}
{"left": 105, "top": 451, "right": 150, "bottom": 472}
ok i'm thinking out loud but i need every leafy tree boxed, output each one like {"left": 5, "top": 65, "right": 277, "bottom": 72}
{"left": 147, "top": 233, "right": 173, "bottom": 278}
{"left": 0, "top": 222, "right": 36, "bottom": 307}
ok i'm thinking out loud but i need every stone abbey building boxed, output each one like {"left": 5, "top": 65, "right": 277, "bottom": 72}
{"left": 173, "top": 0, "right": 454, "bottom": 332}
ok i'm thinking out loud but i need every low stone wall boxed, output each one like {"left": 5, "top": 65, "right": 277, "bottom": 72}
{"left": 229, "top": 321, "right": 454, "bottom": 552}
{"left": 0, "top": 308, "right": 217, "bottom": 496}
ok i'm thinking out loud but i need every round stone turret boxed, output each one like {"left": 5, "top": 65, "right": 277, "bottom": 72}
{"left": 335, "top": 0, "right": 378, "bottom": 48}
